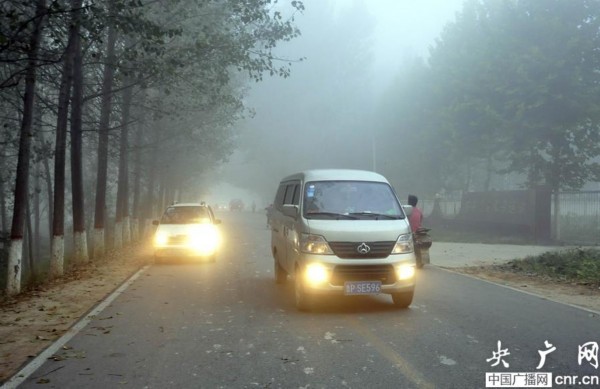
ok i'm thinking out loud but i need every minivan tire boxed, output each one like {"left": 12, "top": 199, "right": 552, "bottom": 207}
{"left": 274, "top": 259, "right": 287, "bottom": 284}
{"left": 391, "top": 291, "right": 414, "bottom": 308}
{"left": 294, "top": 270, "right": 311, "bottom": 311}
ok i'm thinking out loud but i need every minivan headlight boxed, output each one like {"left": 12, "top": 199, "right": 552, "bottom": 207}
{"left": 299, "top": 234, "right": 333, "bottom": 255}
{"left": 396, "top": 264, "right": 416, "bottom": 280}
{"left": 305, "top": 263, "right": 329, "bottom": 285}
{"left": 391, "top": 233, "right": 414, "bottom": 254}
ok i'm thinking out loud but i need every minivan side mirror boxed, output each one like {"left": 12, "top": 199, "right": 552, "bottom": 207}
{"left": 402, "top": 205, "right": 413, "bottom": 217}
{"left": 282, "top": 204, "right": 298, "bottom": 218}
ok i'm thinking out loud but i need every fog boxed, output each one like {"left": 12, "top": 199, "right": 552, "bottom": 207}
{"left": 207, "top": 0, "right": 465, "bottom": 206}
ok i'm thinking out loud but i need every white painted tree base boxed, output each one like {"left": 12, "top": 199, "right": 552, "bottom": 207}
{"left": 73, "top": 231, "right": 89, "bottom": 263}
{"left": 6, "top": 238, "right": 23, "bottom": 295}
{"left": 93, "top": 228, "right": 105, "bottom": 259}
{"left": 114, "top": 222, "right": 123, "bottom": 249}
{"left": 131, "top": 218, "right": 139, "bottom": 242}
{"left": 50, "top": 235, "right": 64, "bottom": 277}
{"left": 122, "top": 216, "right": 131, "bottom": 244}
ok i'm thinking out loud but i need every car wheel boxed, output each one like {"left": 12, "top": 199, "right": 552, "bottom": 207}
{"left": 294, "top": 269, "right": 311, "bottom": 311}
{"left": 274, "top": 259, "right": 287, "bottom": 284}
{"left": 391, "top": 291, "right": 414, "bottom": 308}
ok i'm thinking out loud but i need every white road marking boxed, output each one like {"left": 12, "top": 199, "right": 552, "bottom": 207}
{"left": 1, "top": 265, "right": 150, "bottom": 389}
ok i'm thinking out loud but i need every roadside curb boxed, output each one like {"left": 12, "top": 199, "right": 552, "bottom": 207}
{"left": 0, "top": 265, "right": 150, "bottom": 389}
{"left": 435, "top": 265, "right": 600, "bottom": 317}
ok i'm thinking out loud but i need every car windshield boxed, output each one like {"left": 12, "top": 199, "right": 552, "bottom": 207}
{"left": 303, "top": 181, "right": 404, "bottom": 220}
{"left": 160, "top": 206, "right": 211, "bottom": 224}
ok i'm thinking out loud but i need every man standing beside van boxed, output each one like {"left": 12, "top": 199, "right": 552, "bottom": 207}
{"left": 408, "top": 194, "right": 423, "bottom": 232}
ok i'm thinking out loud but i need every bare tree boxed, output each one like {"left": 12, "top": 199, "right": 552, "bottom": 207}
{"left": 6, "top": 0, "right": 47, "bottom": 295}
{"left": 70, "top": 0, "right": 88, "bottom": 263}
{"left": 93, "top": 1, "right": 117, "bottom": 259}
{"left": 114, "top": 75, "right": 134, "bottom": 249}
{"left": 50, "top": 1, "right": 78, "bottom": 277}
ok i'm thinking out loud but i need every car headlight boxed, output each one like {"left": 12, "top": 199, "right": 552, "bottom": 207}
{"left": 154, "top": 231, "right": 168, "bottom": 247}
{"left": 304, "top": 263, "right": 329, "bottom": 285}
{"left": 188, "top": 225, "right": 220, "bottom": 254}
{"left": 299, "top": 234, "right": 333, "bottom": 254}
{"left": 396, "top": 264, "right": 416, "bottom": 280}
{"left": 391, "top": 233, "right": 414, "bottom": 254}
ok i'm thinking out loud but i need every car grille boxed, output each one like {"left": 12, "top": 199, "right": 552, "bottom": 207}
{"left": 330, "top": 264, "right": 396, "bottom": 286}
{"left": 328, "top": 241, "right": 395, "bottom": 259}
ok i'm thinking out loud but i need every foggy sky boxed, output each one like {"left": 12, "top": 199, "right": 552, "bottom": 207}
{"left": 206, "top": 0, "right": 465, "bottom": 205}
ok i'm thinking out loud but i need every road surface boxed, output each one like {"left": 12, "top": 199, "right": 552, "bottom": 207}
{"left": 6, "top": 212, "right": 599, "bottom": 388}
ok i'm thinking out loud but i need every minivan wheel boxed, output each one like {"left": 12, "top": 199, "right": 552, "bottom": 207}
{"left": 274, "top": 259, "right": 287, "bottom": 284}
{"left": 391, "top": 291, "right": 414, "bottom": 308}
{"left": 294, "top": 271, "right": 311, "bottom": 311}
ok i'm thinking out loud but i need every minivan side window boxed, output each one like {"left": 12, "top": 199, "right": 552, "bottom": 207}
{"left": 283, "top": 183, "right": 299, "bottom": 205}
{"left": 291, "top": 184, "right": 300, "bottom": 205}
{"left": 274, "top": 184, "right": 287, "bottom": 210}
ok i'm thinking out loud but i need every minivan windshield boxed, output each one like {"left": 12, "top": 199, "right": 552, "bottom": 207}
{"left": 303, "top": 180, "right": 404, "bottom": 220}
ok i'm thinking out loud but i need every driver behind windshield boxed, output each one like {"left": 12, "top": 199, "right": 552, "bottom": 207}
{"left": 304, "top": 181, "right": 401, "bottom": 218}
{"left": 161, "top": 207, "right": 209, "bottom": 224}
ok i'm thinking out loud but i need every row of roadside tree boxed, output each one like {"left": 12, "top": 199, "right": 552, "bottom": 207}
{"left": 0, "top": 0, "right": 304, "bottom": 295}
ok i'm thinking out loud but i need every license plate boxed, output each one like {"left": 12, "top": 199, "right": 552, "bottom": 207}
{"left": 344, "top": 281, "right": 382, "bottom": 295}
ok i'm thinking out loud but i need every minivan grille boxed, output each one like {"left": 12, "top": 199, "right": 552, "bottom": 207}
{"left": 330, "top": 264, "right": 396, "bottom": 286}
{"left": 329, "top": 241, "right": 395, "bottom": 259}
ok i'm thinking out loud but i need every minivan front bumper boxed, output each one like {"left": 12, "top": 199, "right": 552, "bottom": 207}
{"left": 297, "top": 253, "right": 416, "bottom": 295}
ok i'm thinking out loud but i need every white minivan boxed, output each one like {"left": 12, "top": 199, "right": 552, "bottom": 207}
{"left": 270, "top": 169, "right": 416, "bottom": 310}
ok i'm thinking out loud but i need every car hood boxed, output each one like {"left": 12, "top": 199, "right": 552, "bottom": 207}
{"left": 305, "top": 219, "right": 410, "bottom": 242}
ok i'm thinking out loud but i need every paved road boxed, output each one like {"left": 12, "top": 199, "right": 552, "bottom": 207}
{"left": 430, "top": 241, "right": 575, "bottom": 268}
{"left": 10, "top": 212, "right": 600, "bottom": 388}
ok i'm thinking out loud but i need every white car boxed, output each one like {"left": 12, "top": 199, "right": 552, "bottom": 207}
{"left": 152, "top": 203, "right": 221, "bottom": 262}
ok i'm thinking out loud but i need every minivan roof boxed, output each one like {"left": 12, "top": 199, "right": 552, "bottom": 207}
{"left": 280, "top": 169, "right": 389, "bottom": 183}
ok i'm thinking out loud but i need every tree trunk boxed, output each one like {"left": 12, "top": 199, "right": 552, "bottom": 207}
{"left": 50, "top": 5, "right": 77, "bottom": 277}
{"left": 6, "top": 0, "right": 46, "bottom": 296}
{"left": 0, "top": 152, "right": 7, "bottom": 232}
{"left": 114, "top": 77, "right": 134, "bottom": 249}
{"left": 26, "top": 190, "right": 35, "bottom": 284}
{"left": 42, "top": 148, "right": 53, "bottom": 252}
{"left": 93, "top": 8, "right": 117, "bottom": 259}
{"left": 142, "top": 146, "right": 157, "bottom": 238}
{"left": 70, "top": 0, "right": 88, "bottom": 263}
{"left": 34, "top": 162, "right": 41, "bottom": 264}
{"left": 131, "top": 123, "right": 142, "bottom": 241}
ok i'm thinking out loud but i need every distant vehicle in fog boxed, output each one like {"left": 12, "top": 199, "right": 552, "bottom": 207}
{"left": 152, "top": 203, "right": 221, "bottom": 263}
{"left": 229, "top": 199, "right": 244, "bottom": 211}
